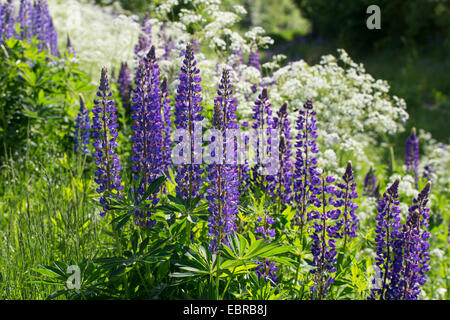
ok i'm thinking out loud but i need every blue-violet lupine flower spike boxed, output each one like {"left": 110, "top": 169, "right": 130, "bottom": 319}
{"left": 255, "top": 212, "right": 278, "bottom": 284}
{"left": 334, "top": 161, "right": 359, "bottom": 243}
{"left": 160, "top": 77, "right": 172, "bottom": 173}
{"left": 369, "top": 179, "right": 402, "bottom": 300}
{"left": 92, "top": 67, "right": 123, "bottom": 216}
{"left": 206, "top": 69, "right": 240, "bottom": 253}
{"left": 174, "top": 42, "right": 204, "bottom": 202}
{"left": 117, "top": 61, "right": 132, "bottom": 117}
{"left": 399, "top": 182, "right": 431, "bottom": 300}
{"left": 130, "top": 46, "right": 165, "bottom": 228}
{"left": 66, "top": 34, "right": 76, "bottom": 57}
{"left": 405, "top": 128, "right": 419, "bottom": 188}
{"left": 271, "top": 102, "right": 294, "bottom": 205}
{"left": 293, "top": 98, "right": 321, "bottom": 227}
{"left": 308, "top": 174, "right": 339, "bottom": 299}
{"left": 74, "top": 94, "right": 90, "bottom": 154}
{"left": 250, "top": 87, "right": 275, "bottom": 193}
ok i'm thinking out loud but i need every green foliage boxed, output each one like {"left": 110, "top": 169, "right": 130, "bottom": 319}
{"left": 0, "top": 38, "right": 92, "bottom": 158}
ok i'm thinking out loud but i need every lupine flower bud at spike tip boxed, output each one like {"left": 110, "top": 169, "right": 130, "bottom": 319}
{"left": 206, "top": 69, "right": 239, "bottom": 253}
{"left": 293, "top": 98, "right": 320, "bottom": 227}
{"left": 130, "top": 46, "right": 165, "bottom": 228}
{"left": 92, "top": 67, "right": 123, "bottom": 217}
{"left": 117, "top": 61, "right": 132, "bottom": 116}
{"left": 250, "top": 87, "right": 275, "bottom": 192}
{"left": 370, "top": 179, "right": 402, "bottom": 300}
{"left": 174, "top": 43, "right": 204, "bottom": 201}
{"left": 308, "top": 174, "right": 340, "bottom": 299}
{"left": 271, "top": 102, "right": 294, "bottom": 205}
{"left": 405, "top": 127, "right": 419, "bottom": 187}
{"left": 255, "top": 213, "right": 278, "bottom": 284}
{"left": 334, "top": 161, "right": 359, "bottom": 242}
{"left": 74, "top": 94, "right": 90, "bottom": 154}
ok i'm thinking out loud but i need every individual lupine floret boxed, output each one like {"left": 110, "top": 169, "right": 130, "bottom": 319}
{"left": 206, "top": 69, "right": 240, "bottom": 253}
{"left": 92, "top": 68, "right": 123, "bottom": 216}
{"left": 399, "top": 182, "right": 431, "bottom": 300}
{"left": 405, "top": 128, "right": 419, "bottom": 188}
{"left": 130, "top": 46, "right": 164, "bottom": 228}
{"left": 370, "top": 179, "right": 402, "bottom": 300}
{"left": 250, "top": 88, "right": 275, "bottom": 192}
{"left": 255, "top": 212, "right": 278, "bottom": 283}
{"left": 117, "top": 61, "right": 132, "bottom": 116}
{"left": 271, "top": 102, "right": 294, "bottom": 205}
{"left": 333, "top": 161, "right": 359, "bottom": 245}
{"left": 174, "top": 43, "right": 204, "bottom": 201}
{"left": 308, "top": 175, "right": 340, "bottom": 299}
{"left": 293, "top": 98, "right": 321, "bottom": 228}
{"left": 74, "top": 94, "right": 90, "bottom": 154}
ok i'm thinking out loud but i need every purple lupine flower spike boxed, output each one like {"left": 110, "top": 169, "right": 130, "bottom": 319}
{"left": 334, "top": 161, "right": 359, "bottom": 245}
{"left": 117, "top": 61, "right": 132, "bottom": 117}
{"left": 0, "top": 4, "right": 4, "bottom": 43}
{"left": 250, "top": 88, "right": 274, "bottom": 192}
{"left": 405, "top": 128, "right": 419, "bottom": 188}
{"left": 92, "top": 67, "right": 123, "bottom": 216}
{"left": 271, "top": 102, "right": 294, "bottom": 205}
{"left": 66, "top": 34, "right": 76, "bottom": 57}
{"left": 130, "top": 46, "right": 165, "bottom": 228}
{"left": 160, "top": 77, "right": 172, "bottom": 172}
{"left": 248, "top": 48, "right": 261, "bottom": 71}
{"left": 370, "top": 179, "right": 402, "bottom": 300}
{"left": 308, "top": 174, "right": 339, "bottom": 299}
{"left": 399, "top": 182, "right": 431, "bottom": 300}
{"left": 206, "top": 69, "right": 240, "bottom": 253}
{"left": 74, "top": 94, "right": 90, "bottom": 154}
{"left": 363, "top": 167, "right": 379, "bottom": 198}
{"left": 293, "top": 98, "right": 321, "bottom": 228}
{"left": 17, "top": 0, "right": 27, "bottom": 40}
{"left": 255, "top": 212, "right": 278, "bottom": 283}
{"left": 174, "top": 43, "right": 204, "bottom": 201}
{"left": 134, "top": 13, "right": 152, "bottom": 64}
{"left": 3, "top": 0, "right": 15, "bottom": 39}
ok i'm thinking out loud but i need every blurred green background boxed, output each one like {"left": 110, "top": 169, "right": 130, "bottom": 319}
{"left": 94, "top": 0, "right": 450, "bottom": 142}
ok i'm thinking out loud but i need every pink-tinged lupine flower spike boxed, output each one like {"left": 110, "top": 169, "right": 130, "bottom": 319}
{"left": 92, "top": 67, "right": 124, "bottom": 216}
